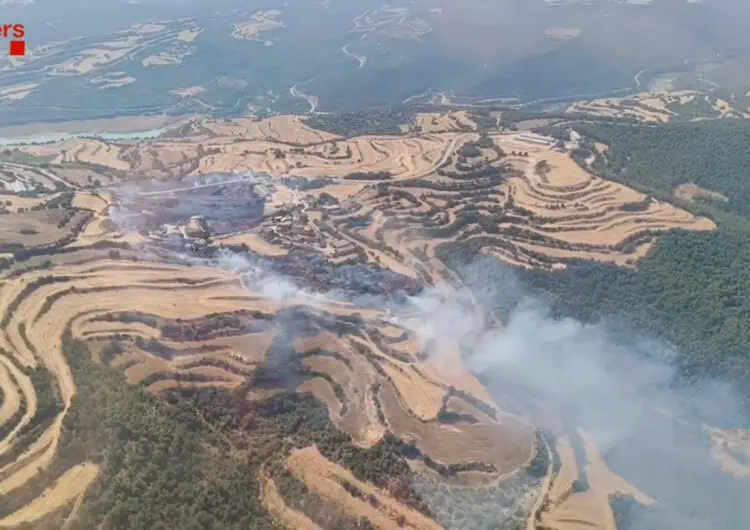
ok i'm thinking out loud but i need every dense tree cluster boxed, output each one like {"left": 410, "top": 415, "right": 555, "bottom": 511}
{"left": 574, "top": 119, "right": 750, "bottom": 216}
{"left": 280, "top": 176, "right": 334, "bottom": 190}
{"left": 305, "top": 106, "right": 423, "bottom": 137}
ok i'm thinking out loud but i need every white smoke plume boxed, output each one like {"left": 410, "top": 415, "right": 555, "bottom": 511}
{"left": 401, "top": 259, "right": 750, "bottom": 529}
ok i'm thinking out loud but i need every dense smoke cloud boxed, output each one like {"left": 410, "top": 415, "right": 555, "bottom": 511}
{"left": 216, "top": 248, "right": 391, "bottom": 307}
{"left": 217, "top": 249, "right": 304, "bottom": 301}
{"left": 394, "top": 282, "right": 477, "bottom": 350}
{"left": 401, "top": 259, "right": 750, "bottom": 529}
{"left": 470, "top": 298, "right": 676, "bottom": 449}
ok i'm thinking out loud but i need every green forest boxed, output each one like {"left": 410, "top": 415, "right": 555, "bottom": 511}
{"left": 548, "top": 119, "right": 750, "bottom": 396}
{"left": 573, "top": 119, "right": 750, "bottom": 217}
{"left": 520, "top": 229, "right": 750, "bottom": 396}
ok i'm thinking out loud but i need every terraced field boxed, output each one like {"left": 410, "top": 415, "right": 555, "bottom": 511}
{"left": 300, "top": 131, "right": 712, "bottom": 273}
{"left": 0, "top": 109, "right": 717, "bottom": 528}
{"left": 567, "top": 91, "right": 750, "bottom": 123}
{"left": 16, "top": 115, "right": 466, "bottom": 183}
{"left": 0, "top": 235, "right": 539, "bottom": 527}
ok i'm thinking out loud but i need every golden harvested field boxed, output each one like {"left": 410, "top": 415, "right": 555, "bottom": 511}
{"left": 214, "top": 232, "right": 289, "bottom": 256}
{"left": 0, "top": 238, "right": 529, "bottom": 511}
{"left": 0, "top": 463, "right": 99, "bottom": 527}
{"left": 17, "top": 114, "right": 470, "bottom": 182}
{"left": 567, "top": 95, "right": 675, "bottom": 123}
{"left": 201, "top": 115, "right": 339, "bottom": 144}
{"left": 379, "top": 381, "right": 533, "bottom": 473}
{"left": 536, "top": 433, "right": 654, "bottom": 530}
{"left": 567, "top": 90, "right": 750, "bottom": 123}
{"left": 0, "top": 210, "right": 91, "bottom": 247}
{"left": 286, "top": 446, "right": 441, "bottom": 530}
{"left": 0, "top": 362, "right": 21, "bottom": 426}
{"left": 409, "top": 111, "right": 478, "bottom": 133}
{"left": 303, "top": 131, "right": 714, "bottom": 273}
{"left": 259, "top": 470, "right": 322, "bottom": 530}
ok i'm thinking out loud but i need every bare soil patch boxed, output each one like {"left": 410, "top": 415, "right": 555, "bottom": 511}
{"left": 674, "top": 183, "right": 728, "bottom": 203}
